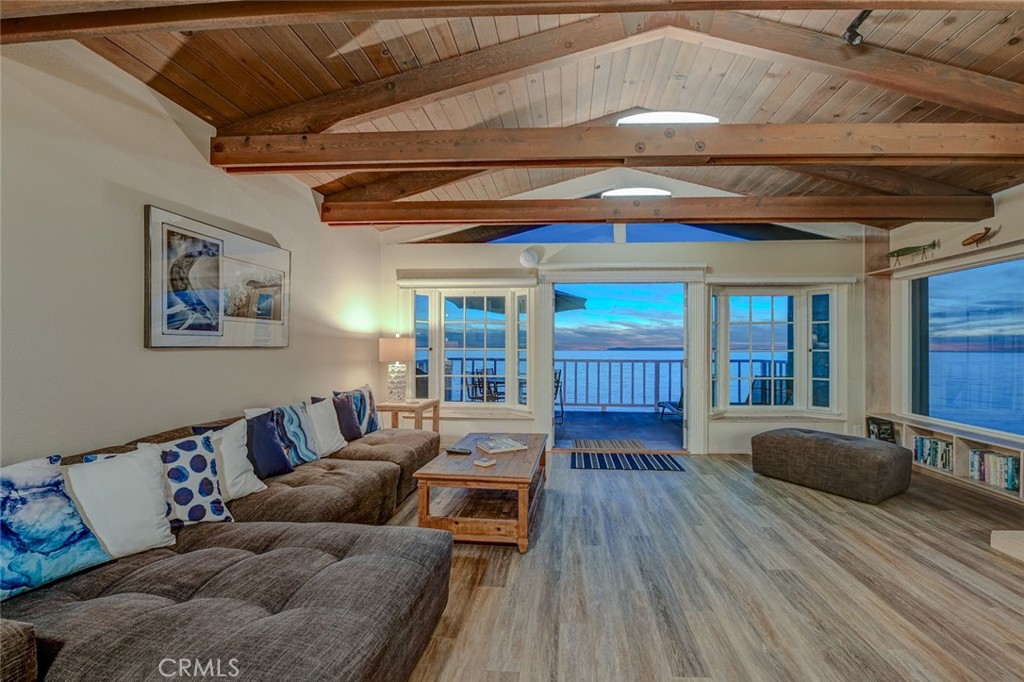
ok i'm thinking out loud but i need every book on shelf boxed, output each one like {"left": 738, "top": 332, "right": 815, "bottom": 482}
{"left": 912, "top": 436, "right": 953, "bottom": 472}
{"left": 477, "top": 437, "right": 527, "bottom": 454}
{"left": 969, "top": 448, "right": 1021, "bottom": 492}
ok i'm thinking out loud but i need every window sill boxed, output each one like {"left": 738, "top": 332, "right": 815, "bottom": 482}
{"left": 439, "top": 407, "right": 535, "bottom": 421}
{"left": 710, "top": 410, "right": 845, "bottom": 422}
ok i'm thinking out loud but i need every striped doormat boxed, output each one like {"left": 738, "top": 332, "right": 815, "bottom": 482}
{"left": 570, "top": 451, "right": 685, "bottom": 472}
{"left": 572, "top": 439, "right": 647, "bottom": 451}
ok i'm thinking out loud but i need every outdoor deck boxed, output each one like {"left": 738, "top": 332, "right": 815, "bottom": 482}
{"left": 554, "top": 410, "right": 685, "bottom": 451}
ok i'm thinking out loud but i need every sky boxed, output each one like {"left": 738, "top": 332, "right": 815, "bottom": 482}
{"left": 554, "top": 283, "right": 685, "bottom": 350}
{"left": 493, "top": 223, "right": 745, "bottom": 243}
{"left": 927, "top": 258, "right": 1024, "bottom": 352}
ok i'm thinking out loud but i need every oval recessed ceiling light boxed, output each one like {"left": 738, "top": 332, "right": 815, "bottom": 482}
{"left": 616, "top": 111, "right": 719, "bottom": 125}
{"left": 601, "top": 187, "right": 672, "bottom": 198}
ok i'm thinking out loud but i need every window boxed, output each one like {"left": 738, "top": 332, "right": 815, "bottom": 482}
{"left": 910, "top": 258, "right": 1024, "bottom": 436}
{"left": 413, "top": 289, "right": 532, "bottom": 409}
{"left": 515, "top": 293, "right": 529, "bottom": 406}
{"left": 711, "top": 292, "right": 719, "bottom": 409}
{"left": 728, "top": 295, "right": 795, "bottom": 406}
{"left": 413, "top": 293, "right": 431, "bottom": 399}
{"left": 711, "top": 288, "right": 835, "bottom": 411}
{"left": 810, "top": 292, "right": 832, "bottom": 408}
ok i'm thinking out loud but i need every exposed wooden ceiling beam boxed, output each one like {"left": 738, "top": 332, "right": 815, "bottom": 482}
{"left": 210, "top": 123, "right": 1024, "bottom": 173}
{"left": 329, "top": 163, "right": 978, "bottom": 203}
{"left": 319, "top": 195, "right": 994, "bottom": 226}
{"left": 663, "top": 12, "right": 1024, "bottom": 122}
{"left": 321, "top": 108, "right": 648, "bottom": 202}
{"left": 218, "top": 15, "right": 671, "bottom": 136}
{"left": 4, "top": 2, "right": 1020, "bottom": 44}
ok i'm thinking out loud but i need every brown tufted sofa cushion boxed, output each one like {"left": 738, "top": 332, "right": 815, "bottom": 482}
{"left": 333, "top": 428, "right": 441, "bottom": 502}
{"left": 2, "top": 522, "right": 452, "bottom": 682}
{"left": 228, "top": 458, "right": 400, "bottom": 525}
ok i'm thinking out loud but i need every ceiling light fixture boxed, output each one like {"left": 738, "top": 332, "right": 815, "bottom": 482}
{"left": 842, "top": 10, "right": 873, "bottom": 46}
{"left": 601, "top": 187, "right": 672, "bottom": 198}
{"left": 616, "top": 111, "right": 719, "bottom": 126}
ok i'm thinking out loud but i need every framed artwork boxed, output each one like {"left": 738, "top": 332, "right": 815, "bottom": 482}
{"left": 866, "top": 417, "right": 897, "bottom": 443}
{"left": 145, "top": 206, "right": 290, "bottom": 348}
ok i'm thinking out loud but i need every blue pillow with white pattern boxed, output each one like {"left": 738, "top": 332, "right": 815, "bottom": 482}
{"left": 333, "top": 385, "right": 380, "bottom": 435}
{"left": 157, "top": 435, "right": 233, "bottom": 529}
{"left": 272, "top": 402, "right": 320, "bottom": 466}
{"left": 1, "top": 456, "right": 111, "bottom": 600}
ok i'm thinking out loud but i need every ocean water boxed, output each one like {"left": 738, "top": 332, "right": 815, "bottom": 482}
{"left": 554, "top": 349, "right": 684, "bottom": 407}
{"left": 926, "top": 351, "right": 1024, "bottom": 437}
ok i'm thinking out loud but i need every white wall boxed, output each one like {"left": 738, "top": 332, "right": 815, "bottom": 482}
{"left": 380, "top": 239, "right": 866, "bottom": 453}
{"left": 1, "top": 42, "right": 383, "bottom": 463}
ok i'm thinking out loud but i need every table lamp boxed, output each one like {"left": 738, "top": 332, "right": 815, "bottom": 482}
{"left": 379, "top": 335, "right": 415, "bottom": 402}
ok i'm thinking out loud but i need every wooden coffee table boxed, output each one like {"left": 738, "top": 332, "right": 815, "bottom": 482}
{"left": 413, "top": 432, "right": 547, "bottom": 553}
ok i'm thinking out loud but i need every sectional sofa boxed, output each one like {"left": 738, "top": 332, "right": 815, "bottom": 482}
{"left": 1, "top": 417, "right": 450, "bottom": 682}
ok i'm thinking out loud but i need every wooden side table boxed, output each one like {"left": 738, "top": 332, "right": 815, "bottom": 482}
{"left": 376, "top": 398, "right": 440, "bottom": 432}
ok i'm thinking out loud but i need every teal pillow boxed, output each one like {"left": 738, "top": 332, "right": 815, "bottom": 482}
{"left": 1, "top": 456, "right": 111, "bottom": 599}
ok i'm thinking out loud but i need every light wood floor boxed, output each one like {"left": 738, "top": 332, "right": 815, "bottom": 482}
{"left": 394, "top": 454, "right": 1024, "bottom": 682}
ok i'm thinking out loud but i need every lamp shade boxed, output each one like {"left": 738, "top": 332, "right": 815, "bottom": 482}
{"left": 379, "top": 337, "right": 415, "bottom": 363}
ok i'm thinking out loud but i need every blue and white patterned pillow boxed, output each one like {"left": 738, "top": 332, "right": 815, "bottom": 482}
{"left": 1, "top": 456, "right": 111, "bottom": 600}
{"left": 334, "top": 385, "right": 380, "bottom": 435}
{"left": 157, "top": 435, "right": 233, "bottom": 529}
{"left": 272, "top": 402, "right": 319, "bottom": 466}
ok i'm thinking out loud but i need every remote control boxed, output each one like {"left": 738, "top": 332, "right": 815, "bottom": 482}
{"left": 446, "top": 447, "right": 472, "bottom": 455}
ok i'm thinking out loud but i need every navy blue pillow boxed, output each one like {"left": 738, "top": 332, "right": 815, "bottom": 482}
{"left": 312, "top": 395, "right": 363, "bottom": 442}
{"left": 332, "top": 394, "right": 363, "bottom": 442}
{"left": 245, "top": 411, "right": 293, "bottom": 479}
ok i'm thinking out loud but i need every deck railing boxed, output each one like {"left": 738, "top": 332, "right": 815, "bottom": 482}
{"left": 554, "top": 358, "right": 684, "bottom": 410}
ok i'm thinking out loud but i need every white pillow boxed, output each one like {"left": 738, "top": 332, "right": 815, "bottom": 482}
{"left": 244, "top": 407, "right": 270, "bottom": 419}
{"left": 307, "top": 398, "right": 346, "bottom": 457}
{"left": 207, "top": 419, "right": 266, "bottom": 501}
{"left": 63, "top": 445, "right": 174, "bottom": 558}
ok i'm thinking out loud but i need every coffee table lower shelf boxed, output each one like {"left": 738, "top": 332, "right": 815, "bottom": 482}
{"left": 417, "top": 469, "right": 545, "bottom": 553}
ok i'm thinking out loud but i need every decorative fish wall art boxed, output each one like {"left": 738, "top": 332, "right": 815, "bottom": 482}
{"left": 885, "top": 240, "right": 938, "bottom": 266}
{"left": 961, "top": 225, "right": 997, "bottom": 248}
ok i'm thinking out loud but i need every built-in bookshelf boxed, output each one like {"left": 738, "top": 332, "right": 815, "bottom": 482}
{"left": 867, "top": 413, "right": 1024, "bottom": 506}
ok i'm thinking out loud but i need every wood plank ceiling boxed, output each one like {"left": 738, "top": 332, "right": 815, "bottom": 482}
{"left": 4, "top": 2, "right": 1023, "bottom": 239}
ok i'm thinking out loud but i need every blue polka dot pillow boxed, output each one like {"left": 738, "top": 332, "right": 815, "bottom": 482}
{"left": 154, "top": 434, "right": 233, "bottom": 529}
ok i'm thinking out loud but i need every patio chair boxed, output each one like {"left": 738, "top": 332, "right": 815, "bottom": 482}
{"left": 553, "top": 368, "right": 565, "bottom": 425}
{"left": 657, "top": 392, "right": 684, "bottom": 421}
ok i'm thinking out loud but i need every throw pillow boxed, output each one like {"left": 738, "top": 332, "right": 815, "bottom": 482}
{"left": 334, "top": 385, "right": 380, "bottom": 435}
{"left": 190, "top": 419, "right": 266, "bottom": 502}
{"left": 1, "top": 456, "right": 112, "bottom": 600}
{"left": 156, "top": 434, "right": 233, "bottom": 529}
{"left": 245, "top": 411, "right": 293, "bottom": 479}
{"left": 323, "top": 393, "right": 363, "bottom": 442}
{"left": 306, "top": 397, "right": 346, "bottom": 457}
{"left": 63, "top": 445, "right": 176, "bottom": 558}
{"left": 273, "top": 402, "right": 320, "bottom": 466}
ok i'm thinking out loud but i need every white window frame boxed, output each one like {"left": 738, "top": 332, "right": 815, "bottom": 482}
{"left": 412, "top": 287, "right": 533, "bottom": 413}
{"left": 897, "top": 252, "right": 1024, "bottom": 433}
{"left": 711, "top": 285, "right": 841, "bottom": 416}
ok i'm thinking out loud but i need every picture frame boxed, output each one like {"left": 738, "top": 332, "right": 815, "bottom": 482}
{"left": 866, "top": 417, "right": 897, "bottom": 443}
{"left": 145, "top": 206, "right": 290, "bottom": 348}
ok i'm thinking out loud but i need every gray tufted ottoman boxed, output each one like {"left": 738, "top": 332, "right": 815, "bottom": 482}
{"left": 751, "top": 428, "right": 912, "bottom": 503}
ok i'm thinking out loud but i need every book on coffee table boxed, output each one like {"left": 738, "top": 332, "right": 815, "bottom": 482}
{"left": 477, "top": 437, "right": 527, "bottom": 454}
